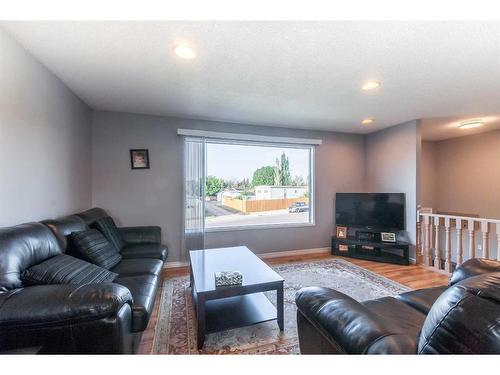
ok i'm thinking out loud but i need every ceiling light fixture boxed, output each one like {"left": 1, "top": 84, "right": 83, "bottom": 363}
{"left": 362, "top": 118, "right": 374, "bottom": 125}
{"left": 361, "top": 81, "right": 381, "bottom": 91}
{"left": 174, "top": 44, "right": 196, "bottom": 59}
{"left": 458, "top": 119, "right": 484, "bottom": 129}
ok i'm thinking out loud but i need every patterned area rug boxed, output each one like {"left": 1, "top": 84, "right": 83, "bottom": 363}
{"left": 151, "top": 258, "right": 409, "bottom": 354}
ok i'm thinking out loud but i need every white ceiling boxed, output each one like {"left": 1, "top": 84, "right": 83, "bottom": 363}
{"left": 2, "top": 21, "right": 500, "bottom": 134}
{"left": 421, "top": 115, "right": 500, "bottom": 141}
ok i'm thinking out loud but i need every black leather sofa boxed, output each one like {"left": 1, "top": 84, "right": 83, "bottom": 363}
{"left": 296, "top": 258, "right": 500, "bottom": 354}
{"left": 0, "top": 208, "right": 168, "bottom": 354}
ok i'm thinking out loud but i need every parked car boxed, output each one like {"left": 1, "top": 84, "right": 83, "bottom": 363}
{"left": 288, "top": 201, "right": 309, "bottom": 213}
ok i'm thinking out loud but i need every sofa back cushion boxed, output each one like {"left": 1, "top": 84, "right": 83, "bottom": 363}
{"left": 22, "top": 254, "right": 117, "bottom": 285}
{"left": 0, "top": 223, "right": 62, "bottom": 292}
{"left": 92, "top": 216, "right": 125, "bottom": 251}
{"left": 69, "top": 229, "right": 122, "bottom": 269}
{"left": 42, "top": 215, "right": 88, "bottom": 253}
{"left": 418, "top": 272, "right": 500, "bottom": 354}
{"left": 449, "top": 258, "right": 500, "bottom": 285}
{"left": 76, "top": 207, "right": 108, "bottom": 226}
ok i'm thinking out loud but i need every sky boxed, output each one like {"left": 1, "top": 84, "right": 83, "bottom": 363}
{"left": 206, "top": 143, "right": 310, "bottom": 182}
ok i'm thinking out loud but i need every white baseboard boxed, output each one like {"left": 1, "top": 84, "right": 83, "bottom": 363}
{"left": 165, "top": 260, "right": 189, "bottom": 269}
{"left": 258, "top": 247, "right": 331, "bottom": 260}
{"left": 164, "top": 247, "right": 331, "bottom": 269}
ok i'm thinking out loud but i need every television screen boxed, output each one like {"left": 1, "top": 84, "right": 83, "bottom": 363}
{"left": 335, "top": 193, "right": 405, "bottom": 230}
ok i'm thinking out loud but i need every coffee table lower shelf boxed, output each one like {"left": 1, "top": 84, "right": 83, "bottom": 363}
{"left": 205, "top": 293, "right": 277, "bottom": 333}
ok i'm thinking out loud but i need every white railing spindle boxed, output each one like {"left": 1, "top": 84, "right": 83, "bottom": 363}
{"left": 424, "top": 215, "right": 432, "bottom": 267}
{"left": 468, "top": 219, "right": 476, "bottom": 259}
{"left": 444, "top": 217, "right": 452, "bottom": 273}
{"left": 418, "top": 212, "right": 500, "bottom": 274}
{"left": 481, "top": 221, "right": 489, "bottom": 259}
{"left": 456, "top": 218, "right": 463, "bottom": 266}
{"left": 434, "top": 217, "right": 441, "bottom": 270}
{"left": 497, "top": 223, "right": 500, "bottom": 262}
{"left": 416, "top": 220, "right": 422, "bottom": 257}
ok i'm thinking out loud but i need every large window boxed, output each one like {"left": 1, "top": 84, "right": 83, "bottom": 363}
{"left": 205, "top": 141, "right": 314, "bottom": 230}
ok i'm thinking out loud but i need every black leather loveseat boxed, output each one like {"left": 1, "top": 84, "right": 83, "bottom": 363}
{"left": 296, "top": 258, "right": 500, "bottom": 354}
{"left": 0, "top": 208, "right": 167, "bottom": 353}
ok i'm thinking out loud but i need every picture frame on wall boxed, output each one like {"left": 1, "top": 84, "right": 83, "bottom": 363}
{"left": 336, "top": 226, "right": 347, "bottom": 239}
{"left": 130, "top": 149, "right": 150, "bottom": 169}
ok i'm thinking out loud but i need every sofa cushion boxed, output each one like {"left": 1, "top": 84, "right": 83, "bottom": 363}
{"left": 22, "top": 254, "right": 117, "bottom": 286}
{"left": 118, "top": 226, "right": 161, "bottom": 245}
{"left": 362, "top": 297, "right": 427, "bottom": 332}
{"left": 120, "top": 243, "right": 168, "bottom": 261}
{"left": 69, "top": 229, "right": 122, "bottom": 269}
{"left": 449, "top": 258, "right": 500, "bottom": 286}
{"left": 396, "top": 286, "right": 448, "bottom": 314}
{"left": 76, "top": 208, "right": 108, "bottom": 226}
{"left": 0, "top": 223, "right": 62, "bottom": 292}
{"left": 42, "top": 215, "right": 88, "bottom": 253}
{"left": 0, "top": 283, "right": 132, "bottom": 330}
{"left": 418, "top": 272, "right": 500, "bottom": 354}
{"left": 92, "top": 216, "right": 126, "bottom": 251}
{"left": 295, "top": 287, "right": 424, "bottom": 354}
{"left": 113, "top": 275, "right": 159, "bottom": 332}
{"left": 110, "top": 258, "right": 163, "bottom": 277}
{"left": 360, "top": 296, "right": 427, "bottom": 353}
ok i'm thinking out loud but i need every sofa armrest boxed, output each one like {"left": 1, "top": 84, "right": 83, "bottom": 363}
{"left": 449, "top": 258, "right": 500, "bottom": 285}
{"left": 295, "top": 287, "right": 415, "bottom": 354}
{"left": 118, "top": 226, "right": 161, "bottom": 244}
{"left": 0, "top": 283, "right": 133, "bottom": 329}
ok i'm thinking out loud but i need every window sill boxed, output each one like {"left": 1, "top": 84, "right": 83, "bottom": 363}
{"left": 205, "top": 222, "right": 316, "bottom": 233}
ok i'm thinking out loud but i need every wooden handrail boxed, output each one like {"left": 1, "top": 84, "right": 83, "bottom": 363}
{"left": 418, "top": 212, "right": 500, "bottom": 224}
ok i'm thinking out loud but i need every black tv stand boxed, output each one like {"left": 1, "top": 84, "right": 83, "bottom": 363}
{"left": 332, "top": 235, "right": 409, "bottom": 266}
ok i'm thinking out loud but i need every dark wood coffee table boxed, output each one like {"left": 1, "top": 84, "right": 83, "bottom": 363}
{"left": 189, "top": 246, "right": 284, "bottom": 349}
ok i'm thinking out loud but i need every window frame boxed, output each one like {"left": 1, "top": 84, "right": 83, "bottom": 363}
{"left": 204, "top": 138, "right": 315, "bottom": 232}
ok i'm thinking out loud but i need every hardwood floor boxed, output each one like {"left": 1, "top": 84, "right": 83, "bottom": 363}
{"left": 137, "top": 253, "right": 449, "bottom": 354}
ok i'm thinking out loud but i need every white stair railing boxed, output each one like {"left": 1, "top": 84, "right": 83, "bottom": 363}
{"left": 417, "top": 211, "right": 500, "bottom": 273}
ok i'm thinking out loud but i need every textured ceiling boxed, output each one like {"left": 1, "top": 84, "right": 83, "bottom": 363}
{"left": 2, "top": 21, "right": 500, "bottom": 134}
{"left": 421, "top": 115, "right": 500, "bottom": 141}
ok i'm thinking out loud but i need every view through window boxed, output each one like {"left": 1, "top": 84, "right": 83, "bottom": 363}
{"left": 205, "top": 141, "right": 313, "bottom": 229}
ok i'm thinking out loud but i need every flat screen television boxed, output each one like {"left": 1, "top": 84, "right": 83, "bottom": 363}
{"left": 336, "top": 193, "right": 405, "bottom": 230}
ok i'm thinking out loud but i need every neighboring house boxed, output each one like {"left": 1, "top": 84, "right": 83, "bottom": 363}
{"left": 254, "top": 185, "right": 308, "bottom": 200}
{"left": 216, "top": 188, "right": 244, "bottom": 202}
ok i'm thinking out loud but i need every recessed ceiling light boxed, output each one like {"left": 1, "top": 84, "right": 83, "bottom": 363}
{"left": 458, "top": 119, "right": 484, "bottom": 129}
{"left": 362, "top": 81, "right": 381, "bottom": 91}
{"left": 174, "top": 44, "right": 196, "bottom": 59}
{"left": 362, "top": 118, "right": 374, "bottom": 125}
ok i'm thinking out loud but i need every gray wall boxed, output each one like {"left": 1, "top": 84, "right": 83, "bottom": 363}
{"left": 422, "top": 130, "right": 500, "bottom": 219}
{"left": 0, "top": 29, "right": 92, "bottom": 226}
{"left": 365, "top": 120, "right": 419, "bottom": 258}
{"left": 420, "top": 141, "right": 437, "bottom": 208}
{"left": 91, "top": 111, "right": 366, "bottom": 262}
{"left": 419, "top": 132, "right": 500, "bottom": 262}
